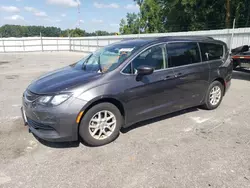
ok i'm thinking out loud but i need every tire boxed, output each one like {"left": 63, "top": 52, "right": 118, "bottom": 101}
{"left": 79, "top": 102, "right": 123, "bottom": 146}
{"left": 233, "top": 60, "right": 239, "bottom": 70}
{"left": 202, "top": 81, "right": 224, "bottom": 110}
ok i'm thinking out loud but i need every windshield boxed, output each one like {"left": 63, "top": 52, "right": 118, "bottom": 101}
{"left": 79, "top": 43, "right": 139, "bottom": 73}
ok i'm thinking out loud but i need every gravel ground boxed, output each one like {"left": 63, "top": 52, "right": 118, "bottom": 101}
{"left": 0, "top": 52, "right": 250, "bottom": 188}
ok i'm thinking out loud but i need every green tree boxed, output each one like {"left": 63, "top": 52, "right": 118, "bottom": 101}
{"left": 119, "top": 13, "right": 140, "bottom": 34}
{"left": 140, "top": 0, "right": 164, "bottom": 33}
{"left": 120, "top": 0, "right": 250, "bottom": 34}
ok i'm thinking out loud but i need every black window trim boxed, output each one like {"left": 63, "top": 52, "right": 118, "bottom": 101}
{"left": 166, "top": 41, "right": 203, "bottom": 68}
{"left": 120, "top": 40, "right": 225, "bottom": 75}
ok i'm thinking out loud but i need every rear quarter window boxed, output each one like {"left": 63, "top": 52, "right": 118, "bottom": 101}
{"left": 199, "top": 43, "right": 224, "bottom": 61}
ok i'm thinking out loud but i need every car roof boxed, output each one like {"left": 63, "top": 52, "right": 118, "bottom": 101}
{"left": 118, "top": 36, "right": 222, "bottom": 47}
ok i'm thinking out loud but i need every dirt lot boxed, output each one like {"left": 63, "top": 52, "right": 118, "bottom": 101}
{"left": 0, "top": 52, "right": 250, "bottom": 188}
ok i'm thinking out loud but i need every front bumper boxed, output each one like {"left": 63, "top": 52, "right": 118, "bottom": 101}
{"left": 21, "top": 96, "right": 88, "bottom": 142}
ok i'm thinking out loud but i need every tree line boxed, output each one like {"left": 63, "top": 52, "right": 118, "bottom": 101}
{"left": 119, "top": 0, "right": 250, "bottom": 34}
{"left": 0, "top": 25, "right": 116, "bottom": 38}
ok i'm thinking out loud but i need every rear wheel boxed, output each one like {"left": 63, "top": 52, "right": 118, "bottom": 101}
{"left": 202, "top": 81, "right": 224, "bottom": 110}
{"left": 79, "top": 103, "right": 122, "bottom": 146}
{"left": 233, "top": 60, "right": 239, "bottom": 69}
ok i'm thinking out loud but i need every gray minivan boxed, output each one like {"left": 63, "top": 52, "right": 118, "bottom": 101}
{"left": 21, "top": 37, "right": 233, "bottom": 146}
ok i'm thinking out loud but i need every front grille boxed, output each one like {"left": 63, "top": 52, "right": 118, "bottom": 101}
{"left": 24, "top": 90, "right": 40, "bottom": 102}
{"left": 27, "top": 117, "right": 55, "bottom": 130}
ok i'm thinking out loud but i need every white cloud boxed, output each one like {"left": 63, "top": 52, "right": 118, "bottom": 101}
{"left": 1, "top": 6, "right": 20, "bottom": 13}
{"left": 92, "top": 19, "right": 103, "bottom": 23}
{"left": 4, "top": 14, "right": 24, "bottom": 20}
{"left": 47, "top": 0, "right": 80, "bottom": 7}
{"left": 61, "top": 13, "right": 66, "bottom": 17}
{"left": 94, "top": 2, "right": 119, "bottom": 9}
{"left": 125, "top": 4, "right": 139, "bottom": 10}
{"left": 24, "top": 7, "right": 48, "bottom": 17}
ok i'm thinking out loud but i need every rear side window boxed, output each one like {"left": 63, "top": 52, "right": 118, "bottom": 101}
{"left": 167, "top": 42, "right": 201, "bottom": 67}
{"left": 199, "top": 43, "right": 224, "bottom": 61}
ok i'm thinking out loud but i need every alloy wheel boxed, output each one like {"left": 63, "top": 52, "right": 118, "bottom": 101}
{"left": 88, "top": 110, "right": 116, "bottom": 140}
{"left": 209, "top": 86, "right": 222, "bottom": 106}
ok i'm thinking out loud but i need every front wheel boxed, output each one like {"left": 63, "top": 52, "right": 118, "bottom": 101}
{"left": 79, "top": 103, "right": 122, "bottom": 146}
{"left": 202, "top": 81, "right": 224, "bottom": 110}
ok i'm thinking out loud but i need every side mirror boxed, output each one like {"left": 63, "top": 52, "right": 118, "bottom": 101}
{"left": 137, "top": 65, "right": 154, "bottom": 76}
{"left": 136, "top": 65, "right": 154, "bottom": 81}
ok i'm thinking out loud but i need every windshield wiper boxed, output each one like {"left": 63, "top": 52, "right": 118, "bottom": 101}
{"left": 98, "top": 55, "right": 103, "bottom": 73}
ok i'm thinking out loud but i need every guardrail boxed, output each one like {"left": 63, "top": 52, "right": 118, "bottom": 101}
{"left": 1, "top": 27, "right": 250, "bottom": 53}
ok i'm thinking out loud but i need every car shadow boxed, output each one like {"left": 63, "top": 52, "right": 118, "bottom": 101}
{"left": 233, "top": 69, "right": 250, "bottom": 81}
{"left": 121, "top": 107, "right": 199, "bottom": 133}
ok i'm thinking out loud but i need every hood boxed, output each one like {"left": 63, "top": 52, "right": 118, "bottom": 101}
{"left": 28, "top": 66, "right": 102, "bottom": 94}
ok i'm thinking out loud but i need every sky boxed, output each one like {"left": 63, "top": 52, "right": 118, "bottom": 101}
{"left": 0, "top": 0, "right": 139, "bottom": 32}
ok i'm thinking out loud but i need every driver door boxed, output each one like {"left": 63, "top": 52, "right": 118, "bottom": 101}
{"left": 119, "top": 44, "right": 179, "bottom": 126}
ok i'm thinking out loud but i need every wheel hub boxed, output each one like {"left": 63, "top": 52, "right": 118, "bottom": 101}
{"left": 209, "top": 86, "right": 221, "bottom": 106}
{"left": 88, "top": 110, "right": 116, "bottom": 140}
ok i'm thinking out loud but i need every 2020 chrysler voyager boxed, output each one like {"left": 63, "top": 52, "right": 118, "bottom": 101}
{"left": 21, "top": 37, "right": 233, "bottom": 146}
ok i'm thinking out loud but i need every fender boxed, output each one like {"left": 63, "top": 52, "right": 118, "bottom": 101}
{"left": 77, "top": 95, "right": 127, "bottom": 126}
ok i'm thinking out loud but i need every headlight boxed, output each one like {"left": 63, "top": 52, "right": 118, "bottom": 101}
{"left": 37, "top": 94, "right": 71, "bottom": 106}
{"left": 37, "top": 96, "right": 52, "bottom": 105}
{"left": 50, "top": 94, "right": 71, "bottom": 105}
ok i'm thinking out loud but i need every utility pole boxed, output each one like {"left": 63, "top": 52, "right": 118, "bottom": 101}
{"left": 77, "top": 1, "right": 81, "bottom": 28}
{"left": 229, "top": 18, "right": 236, "bottom": 54}
{"left": 226, "top": 0, "right": 231, "bottom": 28}
{"left": 69, "top": 1, "right": 81, "bottom": 37}
{"left": 138, "top": 14, "right": 141, "bottom": 38}
{"left": 138, "top": 3, "right": 142, "bottom": 38}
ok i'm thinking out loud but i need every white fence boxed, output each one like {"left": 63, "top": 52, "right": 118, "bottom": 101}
{"left": 1, "top": 28, "right": 250, "bottom": 54}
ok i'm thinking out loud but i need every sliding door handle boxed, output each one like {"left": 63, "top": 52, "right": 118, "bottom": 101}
{"left": 163, "top": 75, "right": 174, "bottom": 80}
{"left": 175, "top": 73, "right": 182, "bottom": 77}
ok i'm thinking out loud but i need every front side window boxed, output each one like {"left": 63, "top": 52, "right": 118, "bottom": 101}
{"left": 199, "top": 43, "right": 224, "bottom": 61}
{"left": 167, "top": 42, "right": 201, "bottom": 67}
{"left": 123, "top": 44, "right": 166, "bottom": 74}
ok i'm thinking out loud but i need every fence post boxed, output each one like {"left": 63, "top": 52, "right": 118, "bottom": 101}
{"left": 57, "top": 38, "right": 59, "bottom": 51}
{"left": 22, "top": 39, "right": 25, "bottom": 51}
{"left": 40, "top": 32, "right": 44, "bottom": 52}
{"left": 2, "top": 39, "right": 5, "bottom": 52}
{"left": 69, "top": 37, "right": 71, "bottom": 51}
{"left": 88, "top": 39, "right": 90, "bottom": 52}
{"left": 97, "top": 36, "right": 99, "bottom": 50}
